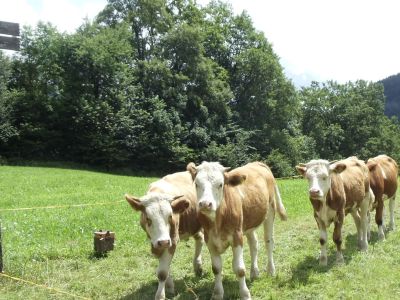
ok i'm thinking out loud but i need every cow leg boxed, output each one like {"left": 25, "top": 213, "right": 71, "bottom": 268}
{"left": 367, "top": 188, "right": 374, "bottom": 241}
{"left": 333, "top": 210, "right": 344, "bottom": 264}
{"left": 193, "top": 231, "right": 204, "bottom": 276}
{"left": 263, "top": 206, "right": 276, "bottom": 275}
{"left": 388, "top": 195, "right": 396, "bottom": 231}
{"left": 210, "top": 251, "right": 224, "bottom": 300}
{"left": 350, "top": 210, "right": 362, "bottom": 249}
{"left": 155, "top": 250, "right": 174, "bottom": 300}
{"left": 232, "top": 245, "right": 251, "bottom": 300}
{"left": 318, "top": 221, "right": 328, "bottom": 266}
{"left": 165, "top": 275, "right": 174, "bottom": 294}
{"left": 375, "top": 193, "right": 385, "bottom": 240}
{"left": 367, "top": 211, "right": 371, "bottom": 242}
{"left": 359, "top": 199, "right": 370, "bottom": 250}
{"left": 246, "top": 230, "right": 259, "bottom": 280}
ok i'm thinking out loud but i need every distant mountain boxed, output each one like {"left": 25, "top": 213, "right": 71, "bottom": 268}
{"left": 380, "top": 73, "right": 400, "bottom": 119}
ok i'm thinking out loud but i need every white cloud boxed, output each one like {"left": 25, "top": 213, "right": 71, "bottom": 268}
{"left": 0, "top": 0, "right": 107, "bottom": 33}
{"left": 201, "top": 0, "right": 400, "bottom": 85}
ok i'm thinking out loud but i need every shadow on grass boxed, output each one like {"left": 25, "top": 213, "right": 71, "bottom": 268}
{"left": 2, "top": 159, "right": 172, "bottom": 178}
{"left": 119, "top": 274, "right": 251, "bottom": 300}
{"left": 287, "top": 230, "right": 372, "bottom": 287}
{"left": 88, "top": 251, "right": 110, "bottom": 260}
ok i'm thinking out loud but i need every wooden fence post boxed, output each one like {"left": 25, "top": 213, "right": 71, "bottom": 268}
{"left": 0, "top": 221, "right": 3, "bottom": 273}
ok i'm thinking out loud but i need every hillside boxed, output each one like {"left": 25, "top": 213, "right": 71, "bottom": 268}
{"left": 381, "top": 73, "right": 400, "bottom": 118}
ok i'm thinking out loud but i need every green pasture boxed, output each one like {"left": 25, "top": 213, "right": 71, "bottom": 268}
{"left": 0, "top": 164, "right": 400, "bottom": 299}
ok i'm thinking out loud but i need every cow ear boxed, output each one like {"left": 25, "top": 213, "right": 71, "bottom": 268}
{"left": 329, "top": 163, "right": 346, "bottom": 174}
{"left": 171, "top": 197, "right": 190, "bottom": 214}
{"left": 125, "top": 194, "right": 144, "bottom": 211}
{"left": 187, "top": 162, "right": 197, "bottom": 181}
{"left": 225, "top": 173, "right": 246, "bottom": 186}
{"left": 367, "top": 162, "right": 378, "bottom": 171}
{"left": 296, "top": 165, "right": 307, "bottom": 176}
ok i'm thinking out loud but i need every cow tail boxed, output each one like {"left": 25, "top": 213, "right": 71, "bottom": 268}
{"left": 274, "top": 183, "right": 287, "bottom": 221}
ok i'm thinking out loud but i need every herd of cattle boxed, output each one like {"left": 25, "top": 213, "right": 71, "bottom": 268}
{"left": 125, "top": 154, "right": 398, "bottom": 300}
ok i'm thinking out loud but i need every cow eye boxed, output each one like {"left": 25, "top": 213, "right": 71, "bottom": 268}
{"left": 146, "top": 218, "right": 152, "bottom": 226}
{"left": 219, "top": 183, "right": 223, "bottom": 188}
{"left": 168, "top": 215, "right": 173, "bottom": 222}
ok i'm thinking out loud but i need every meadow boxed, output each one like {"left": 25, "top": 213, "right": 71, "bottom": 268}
{"left": 1, "top": 164, "right": 400, "bottom": 299}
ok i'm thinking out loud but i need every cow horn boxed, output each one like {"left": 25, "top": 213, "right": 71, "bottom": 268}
{"left": 297, "top": 163, "right": 306, "bottom": 167}
{"left": 329, "top": 160, "right": 339, "bottom": 165}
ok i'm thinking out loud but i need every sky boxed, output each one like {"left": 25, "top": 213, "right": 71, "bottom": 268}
{"left": 1, "top": 0, "right": 399, "bottom": 87}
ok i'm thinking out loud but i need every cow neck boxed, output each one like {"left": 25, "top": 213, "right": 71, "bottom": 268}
{"left": 215, "top": 184, "right": 242, "bottom": 234}
{"left": 169, "top": 214, "right": 179, "bottom": 246}
{"left": 326, "top": 172, "right": 345, "bottom": 210}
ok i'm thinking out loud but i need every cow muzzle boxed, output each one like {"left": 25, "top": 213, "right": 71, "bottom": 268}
{"left": 156, "top": 239, "right": 171, "bottom": 249}
{"left": 309, "top": 188, "right": 322, "bottom": 199}
{"left": 198, "top": 200, "right": 213, "bottom": 211}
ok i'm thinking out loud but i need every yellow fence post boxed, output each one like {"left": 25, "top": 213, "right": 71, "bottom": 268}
{"left": 0, "top": 221, "right": 3, "bottom": 272}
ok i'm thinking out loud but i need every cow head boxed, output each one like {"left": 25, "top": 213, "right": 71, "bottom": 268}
{"left": 125, "top": 192, "right": 190, "bottom": 249}
{"left": 296, "top": 160, "right": 346, "bottom": 201}
{"left": 187, "top": 161, "right": 246, "bottom": 218}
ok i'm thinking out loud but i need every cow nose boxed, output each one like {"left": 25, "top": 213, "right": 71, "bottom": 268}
{"left": 309, "top": 188, "right": 320, "bottom": 196}
{"left": 157, "top": 240, "right": 170, "bottom": 248}
{"left": 199, "top": 201, "right": 212, "bottom": 210}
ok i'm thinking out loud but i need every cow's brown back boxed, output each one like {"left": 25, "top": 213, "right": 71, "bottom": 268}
{"left": 223, "top": 162, "right": 275, "bottom": 231}
{"left": 329, "top": 157, "right": 369, "bottom": 211}
{"left": 367, "top": 155, "right": 398, "bottom": 198}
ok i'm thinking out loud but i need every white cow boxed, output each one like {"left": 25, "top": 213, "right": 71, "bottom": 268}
{"left": 187, "top": 161, "right": 287, "bottom": 300}
{"left": 125, "top": 171, "right": 203, "bottom": 300}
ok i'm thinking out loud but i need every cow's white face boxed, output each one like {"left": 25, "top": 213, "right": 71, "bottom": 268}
{"left": 296, "top": 160, "right": 346, "bottom": 201}
{"left": 125, "top": 193, "right": 189, "bottom": 249}
{"left": 193, "top": 162, "right": 226, "bottom": 217}
{"left": 187, "top": 161, "right": 246, "bottom": 219}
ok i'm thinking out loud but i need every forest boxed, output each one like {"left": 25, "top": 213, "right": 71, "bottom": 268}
{"left": 381, "top": 73, "right": 400, "bottom": 118}
{"left": 1, "top": 0, "right": 400, "bottom": 176}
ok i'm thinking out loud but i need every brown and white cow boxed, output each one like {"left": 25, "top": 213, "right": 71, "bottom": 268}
{"left": 125, "top": 171, "right": 204, "bottom": 300}
{"left": 187, "top": 161, "right": 287, "bottom": 300}
{"left": 296, "top": 157, "right": 374, "bottom": 266}
{"left": 366, "top": 154, "right": 398, "bottom": 240}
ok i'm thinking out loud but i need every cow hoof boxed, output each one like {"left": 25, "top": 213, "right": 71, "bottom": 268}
{"left": 165, "top": 276, "right": 174, "bottom": 295}
{"left": 267, "top": 264, "right": 276, "bottom": 276}
{"left": 336, "top": 253, "right": 344, "bottom": 264}
{"left": 378, "top": 232, "right": 385, "bottom": 241}
{"left": 250, "top": 267, "right": 260, "bottom": 280}
{"left": 155, "top": 293, "right": 166, "bottom": 300}
{"left": 319, "top": 256, "right": 328, "bottom": 266}
{"left": 388, "top": 223, "right": 395, "bottom": 231}
{"left": 359, "top": 244, "right": 368, "bottom": 251}
{"left": 194, "top": 264, "right": 203, "bottom": 277}
{"left": 211, "top": 293, "right": 223, "bottom": 300}
{"left": 240, "top": 291, "right": 251, "bottom": 300}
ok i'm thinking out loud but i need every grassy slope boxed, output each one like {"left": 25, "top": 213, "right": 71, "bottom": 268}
{"left": 0, "top": 165, "right": 400, "bottom": 299}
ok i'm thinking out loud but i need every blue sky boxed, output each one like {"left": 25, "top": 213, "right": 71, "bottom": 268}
{"left": 1, "top": 0, "right": 400, "bottom": 87}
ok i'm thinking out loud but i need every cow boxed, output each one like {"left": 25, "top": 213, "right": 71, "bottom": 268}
{"left": 187, "top": 161, "right": 287, "bottom": 300}
{"left": 296, "top": 157, "right": 374, "bottom": 266}
{"left": 125, "top": 171, "right": 204, "bottom": 300}
{"left": 366, "top": 154, "right": 398, "bottom": 240}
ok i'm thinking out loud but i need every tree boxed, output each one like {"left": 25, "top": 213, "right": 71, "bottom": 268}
{"left": 0, "top": 52, "right": 18, "bottom": 149}
{"left": 299, "top": 80, "right": 399, "bottom": 161}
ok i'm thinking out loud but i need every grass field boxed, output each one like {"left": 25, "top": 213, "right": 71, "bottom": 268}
{"left": 1, "top": 164, "right": 400, "bottom": 299}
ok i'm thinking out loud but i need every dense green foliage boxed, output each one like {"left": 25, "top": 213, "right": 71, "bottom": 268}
{"left": 1, "top": 0, "right": 400, "bottom": 175}
{"left": 1, "top": 165, "right": 400, "bottom": 299}
{"left": 381, "top": 73, "right": 400, "bottom": 118}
